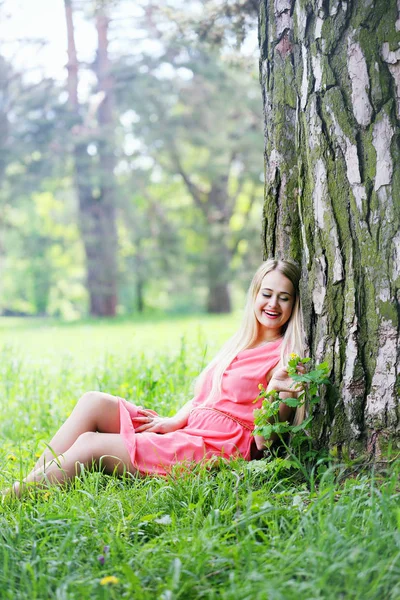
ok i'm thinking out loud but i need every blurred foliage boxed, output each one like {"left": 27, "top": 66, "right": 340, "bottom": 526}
{"left": 0, "top": 0, "right": 263, "bottom": 317}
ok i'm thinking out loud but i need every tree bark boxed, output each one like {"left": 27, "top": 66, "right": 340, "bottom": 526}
{"left": 64, "top": 0, "right": 117, "bottom": 316}
{"left": 260, "top": 0, "right": 400, "bottom": 455}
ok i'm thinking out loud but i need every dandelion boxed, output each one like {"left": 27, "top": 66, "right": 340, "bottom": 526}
{"left": 100, "top": 575, "right": 119, "bottom": 586}
{"left": 7, "top": 454, "right": 17, "bottom": 462}
{"left": 289, "top": 353, "right": 299, "bottom": 360}
{"left": 258, "top": 383, "right": 264, "bottom": 390}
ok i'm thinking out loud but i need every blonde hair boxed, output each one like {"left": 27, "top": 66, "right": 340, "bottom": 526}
{"left": 195, "top": 258, "right": 306, "bottom": 426}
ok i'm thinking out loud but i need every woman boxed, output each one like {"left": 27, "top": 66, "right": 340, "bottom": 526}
{"left": 8, "top": 258, "right": 306, "bottom": 496}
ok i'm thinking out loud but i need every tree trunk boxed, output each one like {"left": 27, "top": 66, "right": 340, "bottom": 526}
{"left": 64, "top": 0, "right": 117, "bottom": 316}
{"left": 175, "top": 163, "right": 234, "bottom": 313}
{"left": 206, "top": 221, "right": 232, "bottom": 313}
{"left": 260, "top": 0, "right": 400, "bottom": 456}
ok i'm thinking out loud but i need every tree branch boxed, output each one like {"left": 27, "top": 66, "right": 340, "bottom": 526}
{"left": 169, "top": 144, "right": 208, "bottom": 213}
{"left": 231, "top": 181, "right": 260, "bottom": 257}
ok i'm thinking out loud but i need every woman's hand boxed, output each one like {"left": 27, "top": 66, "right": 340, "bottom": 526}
{"left": 133, "top": 409, "right": 184, "bottom": 434}
{"left": 267, "top": 365, "right": 304, "bottom": 396}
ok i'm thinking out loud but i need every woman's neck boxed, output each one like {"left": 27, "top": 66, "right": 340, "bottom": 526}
{"left": 251, "top": 333, "right": 283, "bottom": 348}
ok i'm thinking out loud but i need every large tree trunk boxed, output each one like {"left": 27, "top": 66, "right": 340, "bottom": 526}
{"left": 260, "top": 0, "right": 400, "bottom": 456}
{"left": 64, "top": 0, "right": 117, "bottom": 316}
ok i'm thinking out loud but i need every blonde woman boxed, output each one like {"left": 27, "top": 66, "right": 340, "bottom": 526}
{"left": 8, "top": 259, "right": 306, "bottom": 496}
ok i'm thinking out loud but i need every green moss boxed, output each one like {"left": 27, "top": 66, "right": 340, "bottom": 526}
{"left": 259, "top": 0, "right": 268, "bottom": 61}
{"left": 378, "top": 300, "right": 398, "bottom": 324}
{"left": 328, "top": 401, "right": 352, "bottom": 447}
{"left": 284, "top": 60, "right": 297, "bottom": 109}
{"left": 321, "top": 56, "right": 336, "bottom": 89}
{"left": 320, "top": 7, "right": 348, "bottom": 56}
{"left": 358, "top": 274, "right": 379, "bottom": 378}
{"left": 360, "top": 128, "right": 377, "bottom": 186}
{"left": 375, "top": 0, "right": 400, "bottom": 51}
{"left": 322, "top": 87, "right": 355, "bottom": 141}
{"left": 390, "top": 133, "right": 400, "bottom": 215}
{"left": 330, "top": 42, "right": 353, "bottom": 115}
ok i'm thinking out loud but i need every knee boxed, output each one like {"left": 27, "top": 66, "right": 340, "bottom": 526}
{"left": 79, "top": 391, "right": 103, "bottom": 406}
{"left": 75, "top": 431, "right": 97, "bottom": 445}
{"left": 78, "top": 391, "right": 118, "bottom": 414}
{"left": 71, "top": 431, "right": 99, "bottom": 463}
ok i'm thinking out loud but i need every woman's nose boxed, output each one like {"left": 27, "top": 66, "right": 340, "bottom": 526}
{"left": 268, "top": 295, "right": 278, "bottom": 307}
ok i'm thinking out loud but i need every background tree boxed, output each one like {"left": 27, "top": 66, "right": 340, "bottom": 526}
{"left": 0, "top": 0, "right": 264, "bottom": 317}
{"left": 116, "top": 41, "right": 264, "bottom": 313}
{"left": 64, "top": 0, "right": 118, "bottom": 316}
{"left": 0, "top": 47, "right": 83, "bottom": 317}
{"left": 260, "top": 0, "right": 400, "bottom": 455}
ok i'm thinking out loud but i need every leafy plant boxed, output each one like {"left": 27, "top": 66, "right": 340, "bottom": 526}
{"left": 253, "top": 354, "right": 330, "bottom": 444}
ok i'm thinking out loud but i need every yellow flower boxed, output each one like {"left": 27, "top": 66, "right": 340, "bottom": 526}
{"left": 289, "top": 353, "right": 299, "bottom": 360}
{"left": 100, "top": 576, "right": 119, "bottom": 586}
{"left": 7, "top": 454, "right": 17, "bottom": 462}
{"left": 258, "top": 383, "right": 264, "bottom": 390}
{"left": 43, "top": 492, "right": 51, "bottom": 501}
{"left": 35, "top": 452, "right": 42, "bottom": 458}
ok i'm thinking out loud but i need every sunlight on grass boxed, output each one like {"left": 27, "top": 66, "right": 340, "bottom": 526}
{"left": 0, "top": 313, "right": 239, "bottom": 366}
{"left": 1, "top": 314, "right": 399, "bottom": 599}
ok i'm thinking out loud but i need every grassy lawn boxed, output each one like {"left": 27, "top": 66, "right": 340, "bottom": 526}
{"left": 0, "top": 315, "right": 399, "bottom": 599}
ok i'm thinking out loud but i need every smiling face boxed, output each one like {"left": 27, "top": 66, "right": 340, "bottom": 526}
{"left": 254, "top": 269, "right": 295, "bottom": 341}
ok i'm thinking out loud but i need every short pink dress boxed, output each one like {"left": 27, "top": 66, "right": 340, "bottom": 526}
{"left": 118, "top": 338, "right": 282, "bottom": 475}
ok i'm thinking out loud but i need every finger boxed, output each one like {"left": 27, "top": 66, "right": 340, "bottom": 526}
{"left": 135, "top": 423, "right": 156, "bottom": 433}
{"left": 132, "top": 417, "right": 152, "bottom": 423}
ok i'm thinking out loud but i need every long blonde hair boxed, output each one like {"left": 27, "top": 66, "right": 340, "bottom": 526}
{"left": 195, "top": 259, "right": 306, "bottom": 426}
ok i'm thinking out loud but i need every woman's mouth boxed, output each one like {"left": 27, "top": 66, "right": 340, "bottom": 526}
{"left": 264, "top": 310, "right": 280, "bottom": 319}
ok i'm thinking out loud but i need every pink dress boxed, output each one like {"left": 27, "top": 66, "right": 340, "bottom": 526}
{"left": 118, "top": 338, "right": 282, "bottom": 475}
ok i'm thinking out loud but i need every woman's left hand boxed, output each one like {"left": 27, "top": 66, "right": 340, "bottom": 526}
{"left": 133, "top": 409, "right": 183, "bottom": 434}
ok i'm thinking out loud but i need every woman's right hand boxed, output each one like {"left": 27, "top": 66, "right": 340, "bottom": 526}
{"left": 267, "top": 364, "right": 305, "bottom": 396}
{"left": 133, "top": 410, "right": 183, "bottom": 434}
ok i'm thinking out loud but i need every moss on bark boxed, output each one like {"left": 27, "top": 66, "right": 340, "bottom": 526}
{"left": 260, "top": 0, "right": 400, "bottom": 455}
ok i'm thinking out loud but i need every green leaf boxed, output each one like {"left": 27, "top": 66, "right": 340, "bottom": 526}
{"left": 282, "top": 396, "right": 301, "bottom": 408}
{"left": 291, "top": 415, "right": 313, "bottom": 432}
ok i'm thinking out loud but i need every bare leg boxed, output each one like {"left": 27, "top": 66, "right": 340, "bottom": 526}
{"left": 12, "top": 432, "right": 137, "bottom": 497}
{"left": 33, "top": 392, "right": 121, "bottom": 472}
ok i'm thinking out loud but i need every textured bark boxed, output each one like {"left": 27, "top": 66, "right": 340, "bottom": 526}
{"left": 64, "top": 1, "right": 117, "bottom": 316}
{"left": 260, "top": 0, "right": 400, "bottom": 455}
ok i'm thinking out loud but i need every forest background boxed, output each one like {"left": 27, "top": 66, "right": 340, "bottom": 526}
{"left": 0, "top": 0, "right": 262, "bottom": 319}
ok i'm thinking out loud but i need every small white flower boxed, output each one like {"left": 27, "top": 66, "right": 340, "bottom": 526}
{"left": 155, "top": 514, "right": 172, "bottom": 525}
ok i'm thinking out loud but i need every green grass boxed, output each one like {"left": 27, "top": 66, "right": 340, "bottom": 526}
{"left": 1, "top": 315, "right": 400, "bottom": 599}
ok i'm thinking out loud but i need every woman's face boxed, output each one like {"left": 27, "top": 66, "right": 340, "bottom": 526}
{"left": 254, "top": 269, "right": 295, "bottom": 340}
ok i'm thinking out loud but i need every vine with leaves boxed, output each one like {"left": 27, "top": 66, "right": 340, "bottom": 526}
{"left": 253, "top": 354, "right": 330, "bottom": 446}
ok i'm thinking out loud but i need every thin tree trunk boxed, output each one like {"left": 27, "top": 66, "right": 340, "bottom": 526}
{"left": 175, "top": 162, "right": 234, "bottom": 313}
{"left": 206, "top": 221, "right": 232, "bottom": 313}
{"left": 260, "top": 0, "right": 400, "bottom": 456}
{"left": 64, "top": 0, "right": 117, "bottom": 316}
